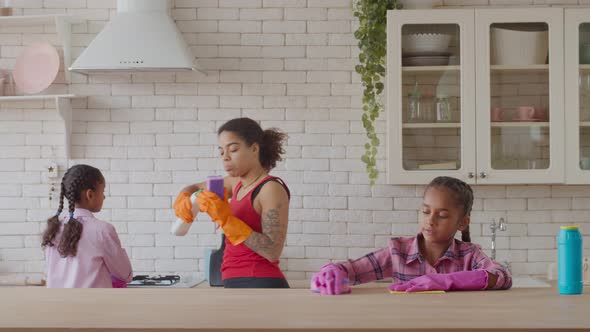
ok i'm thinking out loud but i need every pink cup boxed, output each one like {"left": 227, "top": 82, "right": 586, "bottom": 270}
{"left": 491, "top": 107, "right": 504, "bottom": 122}
{"left": 516, "top": 106, "right": 536, "bottom": 120}
{"left": 535, "top": 107, "right": 549, "bottom": 121}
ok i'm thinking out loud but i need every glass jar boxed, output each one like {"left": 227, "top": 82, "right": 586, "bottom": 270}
{"left": 421, "top": 93, "right": 435, "bottom": 122}
{"left": 436, "top": 94, "right": 452, "bottom": 122}
{"left": 407, "top": 91, "right": 421, "bottom": 123}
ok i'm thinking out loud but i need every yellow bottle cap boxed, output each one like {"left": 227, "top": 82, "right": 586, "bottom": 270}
{"left": 560, "top": 226, "right": 579, "bottom": 230}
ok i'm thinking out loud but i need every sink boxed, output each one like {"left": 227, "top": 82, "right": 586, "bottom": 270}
{"left": 510, "top": 275, "right": 551, "bottom": 288}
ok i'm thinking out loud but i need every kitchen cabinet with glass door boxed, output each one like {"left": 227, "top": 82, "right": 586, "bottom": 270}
{"left": 387, "top": 9, "right": 476, "bottom": 184}
{"left": 386, "top": 8, "right": 564, "bottom": 185}
{"left": 475, "top": 8, "right": 564, "bottom": 184}
{"left": 565, "top": 9, "right": 590, "bottom": 184}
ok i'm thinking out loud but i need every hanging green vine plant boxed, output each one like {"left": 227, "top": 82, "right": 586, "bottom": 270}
{"left": 353, "top": 0, "right": 402, "bottom": 185}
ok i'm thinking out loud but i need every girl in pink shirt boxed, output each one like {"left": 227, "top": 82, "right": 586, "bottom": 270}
{"left": 311, "top": 176, "right": 512, "bottom": 295}
{"left": 41, "top": 164, "right": 132, "bottom": 288}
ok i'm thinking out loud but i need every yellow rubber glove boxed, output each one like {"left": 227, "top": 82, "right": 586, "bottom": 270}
{"left": 173, "top": 191, "right": 194, "bottom": 223}
{"left": 197, "top": 190, "right": 253, "bottom": 245}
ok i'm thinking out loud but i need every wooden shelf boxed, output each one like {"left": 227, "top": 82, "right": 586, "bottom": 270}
{"left": 0, "top": 94, "right": 81, "bottom": 159}
{"left": 491, "top": 121, "right": 549, "bottom": 128}
{"left": 490, "top": 64, "right": 548, "bottom": 72}
{"left": 579, "top": 64, "right": 590, "bottom": 71}
{"left": 403, "top": 122, "right": 461, "bottom": 129}
{"left": 402, "top": 65, "right": 460, "bottom": 73}
{"left": 580, "top": 121, "right": 590, "bottom": 127}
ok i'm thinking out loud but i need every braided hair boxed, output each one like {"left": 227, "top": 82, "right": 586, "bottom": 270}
{"left": 425, "top": 176, "right": 474, "bottom": 243}
{"left": 41, "top": 164, "right": 104, "bottom": 257}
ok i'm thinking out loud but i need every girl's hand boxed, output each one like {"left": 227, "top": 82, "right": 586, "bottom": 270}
{"left": 111, "top": 275, "right": 127, "bottom": 288}
{"left": 310, "top": 263, "right": 351, "bottom": 295}
{"left": 388, "top": 270, "right": 488, "bottom": 292}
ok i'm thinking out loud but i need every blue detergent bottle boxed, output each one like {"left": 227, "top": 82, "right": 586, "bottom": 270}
{"left": 558, "top": 226, "right": 583, "bottom": 295}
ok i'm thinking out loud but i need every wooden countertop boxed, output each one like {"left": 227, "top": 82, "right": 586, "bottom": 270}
{"left": 1, "top": 284, "right": 589, "bottom": 332}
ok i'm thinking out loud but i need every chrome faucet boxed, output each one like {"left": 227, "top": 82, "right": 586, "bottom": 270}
{"left": 490, "top": 217, "right": 506, "bottom": 261}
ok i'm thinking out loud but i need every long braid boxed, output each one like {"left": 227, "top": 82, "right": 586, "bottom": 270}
{"left": 58, "top": 172, "right": 84, "bottom": 257}
{"left": 42, "top": 164, "right": 104, "bottom": 257}
{"left": 41, "top": 181, "right": 66, "bottom": 248}
{"left": 425, "top": 176, "right": 474, "bottom": 243}
{"left": 461, "top": 225, "right": 471, "bottom": 243}
{"left": 58, "top": 182, "right": 65, "bottom": 216}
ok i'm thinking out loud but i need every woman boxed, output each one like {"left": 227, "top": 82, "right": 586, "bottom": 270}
{"left": 174, "top": 117, "right": 291, "bottom": 288}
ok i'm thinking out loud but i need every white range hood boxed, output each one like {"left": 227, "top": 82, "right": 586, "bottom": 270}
{"left": 69, "top": 0, "right": 196, "bottom": 73}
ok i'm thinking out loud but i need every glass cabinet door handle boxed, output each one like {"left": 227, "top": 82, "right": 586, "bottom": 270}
{"left": 479, "top": 172, "right": 487, "bottom": 179}
{"left": 468, "top": 172, "right": 475, "bottom": 179}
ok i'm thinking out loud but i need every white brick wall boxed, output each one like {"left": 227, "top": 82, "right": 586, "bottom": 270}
{"left": 1, "top": 0, "right": 590, "bottom": 281}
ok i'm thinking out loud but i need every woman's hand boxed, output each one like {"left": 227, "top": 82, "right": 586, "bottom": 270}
{"left": 196, "top": 190, "right": 232, "bottom": 222}
{"left": 196, "top": 190, "right": 253, "bottom": 245}
{"left": 173, "top": 191, "right": 194, "bottom": 223}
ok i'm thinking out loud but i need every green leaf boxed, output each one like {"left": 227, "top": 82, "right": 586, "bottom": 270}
{"left": 355, "top": 0, "right": 399, "bottom": 186}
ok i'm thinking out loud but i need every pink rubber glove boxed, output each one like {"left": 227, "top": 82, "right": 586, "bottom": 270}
{"left": 310, "top": 263, "right": 351, "bottom": 295}
{"left": 111, "top": 275, "right": 127, "bottom": 288}
{"left": 388, "top": 270, "right": 488, "bottom": 292}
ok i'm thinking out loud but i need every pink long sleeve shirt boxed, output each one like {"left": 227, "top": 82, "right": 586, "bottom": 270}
{"left": 45, "top": 208, "right": 132, "bottom": 288}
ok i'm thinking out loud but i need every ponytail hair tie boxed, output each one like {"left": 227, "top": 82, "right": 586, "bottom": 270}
{"left": 69, "top": 211, "right": 74, "bottom": 218}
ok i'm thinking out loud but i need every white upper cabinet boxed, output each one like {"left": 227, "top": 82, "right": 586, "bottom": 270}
{"left": 387, "top": 8, "right": 565, "bottom": 184}
{"left": 387, "top": 9, "right": 476, "bottom": 184}
{"left": 475, "top": 8, "right": 563, "bottom": 185}
{"left": 565, "top": 9, "right": 590, "bottom": 184}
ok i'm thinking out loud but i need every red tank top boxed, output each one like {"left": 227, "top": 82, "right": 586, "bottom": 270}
{"left": 221, "top": 175, "right": 289, "bottom": 280}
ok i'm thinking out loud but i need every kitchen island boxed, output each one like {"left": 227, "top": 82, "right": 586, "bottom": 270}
{"left": 0, "top": 284, "right": 588, "bottom": 331}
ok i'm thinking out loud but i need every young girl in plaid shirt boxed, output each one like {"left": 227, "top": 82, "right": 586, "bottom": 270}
{"left": 311, "top": 176, "right": 512, "bottom": 295}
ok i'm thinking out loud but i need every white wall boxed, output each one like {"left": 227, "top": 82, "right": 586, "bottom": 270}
{"left": 0, "top": 0, "right": 589, "bottom": 281}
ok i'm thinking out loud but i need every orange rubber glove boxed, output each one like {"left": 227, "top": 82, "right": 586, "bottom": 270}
{"left": 173, "top": 191, "right": 194, "bottom": 223}
{"left": 196, "top": 190, "right": 253, "bottom": 245}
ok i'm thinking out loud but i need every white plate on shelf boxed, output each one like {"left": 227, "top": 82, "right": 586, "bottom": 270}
{"left": 402, "top": 55, "right": 450, "bottom": 66}
{"left": 402, "top": 51, "right": 452, "bottom": 57}
{"left": 418, "top": 161, "right": 457, "bottom": 170}
{"left": 402, "top": 33, "right": 452, "bottom": 55}
{"left": 13, "top": 42, "right": 60, "bottom": 94}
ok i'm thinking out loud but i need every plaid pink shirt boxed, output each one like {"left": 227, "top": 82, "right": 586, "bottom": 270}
{"left": 338, "top": 234, "right": 512, "bottom": 290}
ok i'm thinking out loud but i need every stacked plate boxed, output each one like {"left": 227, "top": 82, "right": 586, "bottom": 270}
{"left": 402, "top": 55, "right": 450, "bottom": 66}
{"left": 402, "top": 33, "right": 454, "bottom": 66}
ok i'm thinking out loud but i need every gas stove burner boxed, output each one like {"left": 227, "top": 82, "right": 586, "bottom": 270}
{"left": 128, "top": 275, "right": 180, "bottom": 286}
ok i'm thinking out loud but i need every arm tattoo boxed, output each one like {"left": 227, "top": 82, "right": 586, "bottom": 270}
{"left": 244, "top": 205, "right": 286, "bottom": 261}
